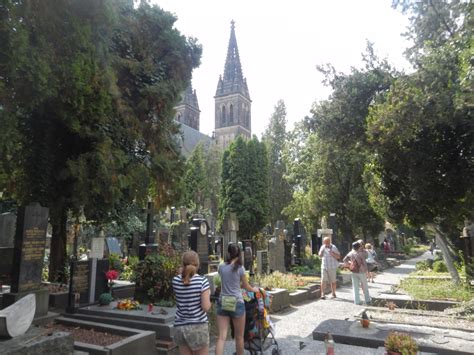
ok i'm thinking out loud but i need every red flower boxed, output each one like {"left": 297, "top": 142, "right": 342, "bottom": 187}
{"left": 106, "top": 269, "right": 119, "bottom": 281}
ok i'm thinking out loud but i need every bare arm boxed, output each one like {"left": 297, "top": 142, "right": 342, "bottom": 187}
{"left": 201, "top": 289, "right": 211, "bottom": 312}
{"left": 241, "top": 274, "right": 259, "bottom": 293}
{"left": 318, "top": 245, "right": 325, "bottom": 257}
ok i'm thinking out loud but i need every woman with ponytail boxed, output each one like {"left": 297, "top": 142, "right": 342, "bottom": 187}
{"left": 216, "top": 243, "right": 259, "bottom": 355}
{"left": 172, "top": 251, "right": 211, "bottom": 355}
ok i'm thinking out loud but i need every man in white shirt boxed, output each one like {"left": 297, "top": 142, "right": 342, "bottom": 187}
{"left": 318, "top": 236, "right": 340, "bottom": 299}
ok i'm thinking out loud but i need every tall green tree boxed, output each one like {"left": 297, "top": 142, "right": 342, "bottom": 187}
{"left": 182, "top": 143, "right": 207, "bottom": 211}
{"left": 0, "top": 0, "right": 201, "bottom": 281}
{"left": 219, "top": 137, "right": 269, "bottom": 239}
{"left": 367, "top": 0, "right": 473, "bottom": 283}
{"left": 262, "top": 100, "right": 292, "bottom": 225}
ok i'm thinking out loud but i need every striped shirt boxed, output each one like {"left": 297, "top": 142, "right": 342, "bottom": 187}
{"left": 172, "top": 274, "right": 210, "bottom": 326}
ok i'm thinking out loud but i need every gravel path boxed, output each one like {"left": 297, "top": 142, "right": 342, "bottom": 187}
{"left": 211, "top": 251, "right": 433, "bottom": 354}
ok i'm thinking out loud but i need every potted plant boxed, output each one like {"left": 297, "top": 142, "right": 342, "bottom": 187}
{"left": 384, "top": 331, "right": 418, "bottom": 355}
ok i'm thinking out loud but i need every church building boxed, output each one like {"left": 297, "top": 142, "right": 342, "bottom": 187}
{"left": 174, "top": 21, "right": 252, "bottom": 154}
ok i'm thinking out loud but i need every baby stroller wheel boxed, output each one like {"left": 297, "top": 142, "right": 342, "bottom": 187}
{"left": 271, "top": 348, "right": 282, "bottom": 355}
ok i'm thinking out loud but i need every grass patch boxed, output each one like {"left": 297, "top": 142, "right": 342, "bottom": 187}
{"left": 400, "top": 278, "right": 473, "bottom": 302}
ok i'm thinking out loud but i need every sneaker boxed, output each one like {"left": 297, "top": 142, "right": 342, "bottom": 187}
{"left": 321, "top": 295, "right": 326, "bottom": 299}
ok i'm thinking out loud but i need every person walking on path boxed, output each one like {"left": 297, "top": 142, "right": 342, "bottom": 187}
{"left": 172, "top": 251, "right": 212, "bottom": 355}
{"left": 318, "top": 236, "right": 340, "bottom": 299}
{"left": 365, "top": 243, "right": 377, "bottom": 283}
{"left": 215, "top": 243, "right": 259, "bottom": 355}
{"left": 343, "top": 241, "right": 371, "bottom": 305}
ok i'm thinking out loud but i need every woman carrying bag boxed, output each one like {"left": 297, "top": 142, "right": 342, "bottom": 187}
{"left": 215, "top": 243, "right": 259, "bottom": 355}
{"left": 343, "top": 241, "right": 371, "bottom": 305}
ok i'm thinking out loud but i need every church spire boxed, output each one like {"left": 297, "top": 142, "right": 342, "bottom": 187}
{"left": 215, "top": 20, "right": 250, "bottom": 99}
{"left": 223, "top": 20, "right": 243, "bottom": 83}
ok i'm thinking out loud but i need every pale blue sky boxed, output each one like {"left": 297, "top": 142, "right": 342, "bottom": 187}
{"left": 153, "top": 0, "right": 412, "bottom": 137}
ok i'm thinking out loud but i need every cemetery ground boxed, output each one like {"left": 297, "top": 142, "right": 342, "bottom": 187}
{"left": 213, "top": 251, "right": 474, "bottom": 355}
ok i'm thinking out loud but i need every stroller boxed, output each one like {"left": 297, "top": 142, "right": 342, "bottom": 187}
{"left": 241, "top": 289, "right": 281, "bottom": 355}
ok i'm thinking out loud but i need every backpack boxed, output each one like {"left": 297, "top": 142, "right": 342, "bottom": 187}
{"left": 349, "top": 256, "right": 360, "bottom": 273}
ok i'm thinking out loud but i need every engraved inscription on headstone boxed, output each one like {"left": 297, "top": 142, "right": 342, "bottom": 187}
{"left": 257, "top": 250, "right": 269, "bottom": 275}
{"left": 11, "top": 203, "right": 49, "bottom": 293}
{"left": 90, "top": 237, "right": 105, "bottom": 259}
{"left": 72, "top": 260, "right": 90, "bottom": 303}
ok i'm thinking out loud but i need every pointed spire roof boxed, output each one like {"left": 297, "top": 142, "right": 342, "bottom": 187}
{"left": 178, "top": 83, "right": 200, "bottom": 111}
{"left": 215, "top": 21, "right": 250, "bottom": 99}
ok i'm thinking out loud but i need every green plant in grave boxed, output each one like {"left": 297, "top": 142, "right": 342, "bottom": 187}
{"left": 384, "top": 331, "right": 418, "bottom": 355}
{"left": 120, "top": 256, "right": 139, "bottom": 281}
{"left": 133, "top": 243, "right": 180, "bottom": 303}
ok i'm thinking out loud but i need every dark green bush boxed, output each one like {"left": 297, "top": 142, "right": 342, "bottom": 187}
{"left": 133, "top": 243, "right": 180, "bottom": 303}
{"left": 98, "top": 293, "right": 113, "bottom": 305}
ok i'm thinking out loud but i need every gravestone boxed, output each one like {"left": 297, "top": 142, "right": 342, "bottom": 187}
{"left": 171, "top": 222, "right": 189, "bottom": 253}
{"left": 293, "top": 218, "right": 305, "bottom": 263}
{"left": 88, "top": 237, "right": 104, "bottom": 303}
{"left": 256, "top": 250, "right": 269, "bottom": 275}
{"left": 268, "top": 224, "right": 286, "bottom": 273}
{"left": 0, "top": 212, "right": 16, "bottom": 248}
{"left": 139, "top": 202, "right": 158, "bottom": 260}
{"left": 223, "top": 213, "right": 238, "bottom": 249}
{"left": 0, "top": 213, "right": 15, "bottom": 287}
{"left": 190, "top": 218, "right": 209, "bottom": 274}
{"left": 242, "top": 240, "right": 253, "bottom": 272}
{"left": 105, "top": 236, "right": 122, "bottom": 257}
{"left": 71, "top": 260, "right": 90, "bottom": 304}
{"left": 3, "top": 203, "right": 49, "bottom": 317}
{"left": 311, "top": 233, "right": 320, "bottom": 255}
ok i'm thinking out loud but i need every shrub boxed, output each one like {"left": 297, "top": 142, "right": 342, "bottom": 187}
{"left": 133, "top": 243, "right": 180, "bottom": 303}
{"left": 253, "top": 271, "right": 308, "bottom": 292}
{"left": 384, "top": 331, "right": 418, "bottom": 355}
{"left": 415, "top": 260, "right": 431, "bottom": 271}
{"left": 432, "top": 260, "right": 448, "bottom": 273}
{"left": 120, "top": 256, "right": 139, "bottom": 281}
{"left": 98, "top": 293, "right": 113, "bottom": 305}
{"left": 109, "top": 253, "right": 123, "bottom": 272}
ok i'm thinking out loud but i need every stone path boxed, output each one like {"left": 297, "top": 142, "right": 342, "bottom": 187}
{"left": 211, "top": 251, "right": 434, "bottom": 354}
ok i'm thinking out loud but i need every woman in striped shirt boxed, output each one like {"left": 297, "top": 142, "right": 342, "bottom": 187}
{"left": 172, "top": 251, "right": 211, "bottom": 355}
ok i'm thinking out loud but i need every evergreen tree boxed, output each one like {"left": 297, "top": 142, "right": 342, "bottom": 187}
{"left": 0, "top": 0, "right": 201, "bottom": 281}
{"left": 262, "top": 100, "right": 292, "bottom": 225}
{"left": 219, "top": 137, "right": 269, "bottom": 239}
{"left": 182, "top": 143, "right": 207, "bottom": 211}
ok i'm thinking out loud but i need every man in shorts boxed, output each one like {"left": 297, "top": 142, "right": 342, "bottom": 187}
{"left": 318, "top": 236, "right": 340, "bottom": 299}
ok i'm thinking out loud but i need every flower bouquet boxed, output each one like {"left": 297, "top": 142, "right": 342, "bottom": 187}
{"left": 116, "top": 299, "right": 141, "bottom": 311}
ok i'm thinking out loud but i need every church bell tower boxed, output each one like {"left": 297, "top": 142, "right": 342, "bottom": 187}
{"left": 214, "top": 21, "right": 251, "bottom": 149}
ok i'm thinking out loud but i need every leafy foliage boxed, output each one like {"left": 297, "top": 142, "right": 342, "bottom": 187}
{"left": 0, "top": 0, "right": 201, "bottom": 281}
{"left": 262, "top": 100, "right": 292, "bottom": 224}
{"left": 219, "top": 137, "right": 269, "bottom": 239}
{"left": 133, "top": 243, "right": 180, "bottom": 302}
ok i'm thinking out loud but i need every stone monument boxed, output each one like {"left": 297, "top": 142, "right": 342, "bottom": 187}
{"left": 3, "top": 203, "right": 49, "bottom": 317}
{"left": 223, "top": 212, "right": 238, "bottom": 249}
{"left": 268, "top": 221, "right": 286, "bottom": 273}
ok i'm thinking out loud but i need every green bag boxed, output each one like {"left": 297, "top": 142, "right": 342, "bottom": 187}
{"left": 221, "top": 295, "right": 237, "bottom": 312}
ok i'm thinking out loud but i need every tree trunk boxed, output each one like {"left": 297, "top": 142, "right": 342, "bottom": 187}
{"left": 49, "top": 210, "right": 68, "bottom": 283}
{"left": 429, "top": 223, "right": 461, "bottom": 285}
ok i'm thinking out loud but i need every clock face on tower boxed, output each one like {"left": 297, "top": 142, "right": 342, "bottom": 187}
{"left": 200, "top": 222, "right": 207, "bottom": 235}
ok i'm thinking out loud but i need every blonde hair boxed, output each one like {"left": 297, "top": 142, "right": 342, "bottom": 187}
{"left": 181, "top": 251, "right": 200, "bottom": 285}
{"left": 365, "top": 243, "right": 372, "bottom": 250}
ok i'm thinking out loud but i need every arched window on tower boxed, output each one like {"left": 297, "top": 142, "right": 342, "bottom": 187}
{"left": 222, "top": 105, "right": 226, "bottom": 124}
{"left": 177, "top": 113, "right": 182, "bottom": 123}
{"left": 229, "top": 104, "right": 234, "bottom": 123}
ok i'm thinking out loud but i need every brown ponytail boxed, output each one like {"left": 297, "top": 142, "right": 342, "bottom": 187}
{"left": 181, "top": 251, "right": 200, "bottom": 285}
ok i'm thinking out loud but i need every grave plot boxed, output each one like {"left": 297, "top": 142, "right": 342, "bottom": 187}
{"left": 49, "top": 317, "right": 156, "bottom": 355}
{"left": 64, "top": 301, "right": 176, "bottom": 353}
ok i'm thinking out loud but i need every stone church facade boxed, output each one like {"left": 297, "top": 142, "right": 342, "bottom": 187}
{"left": 174, "top": 21, "right": 251, "bottom": 153}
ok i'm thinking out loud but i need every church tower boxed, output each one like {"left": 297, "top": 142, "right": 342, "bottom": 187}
{"left": 214, "top": 21, "right": 251, "bottom": 149}
{"left": 174, "top": 84, "right": 200, "bottom": 131}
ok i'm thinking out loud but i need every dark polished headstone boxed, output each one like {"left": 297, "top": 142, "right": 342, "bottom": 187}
{"left": 0, "top": 212, "right": 16, "bottom": 248}
{"left": 10, "top": 203, "right": 48, "bottom": 293}
{"left": 138, "top": 243, "right": 158, "bottom": 260}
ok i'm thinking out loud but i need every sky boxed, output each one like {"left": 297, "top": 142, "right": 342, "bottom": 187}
{"left": 152, "top": 0, "right": 413, "bottom": 138}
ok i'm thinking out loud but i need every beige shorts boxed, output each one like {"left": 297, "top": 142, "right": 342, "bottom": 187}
{"left": 321, "top": 268, "right": 337, "bottom": 283}
{"left": 173, "top": 323, "right": 209, "bottom": 351}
